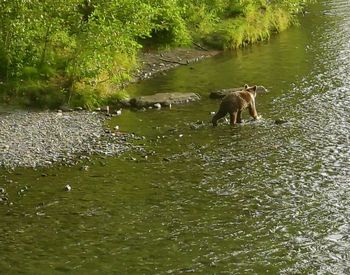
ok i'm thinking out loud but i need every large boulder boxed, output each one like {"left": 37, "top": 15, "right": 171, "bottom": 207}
{"left": 210, "top": 85, "right": 268, "bottom": 99}
{"left": 129, "top": 92, "right": 201, "bottom": 109}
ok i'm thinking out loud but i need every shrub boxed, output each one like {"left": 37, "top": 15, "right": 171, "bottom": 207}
{"left": 0, "top": 0, "right": 311, "bottom": 108}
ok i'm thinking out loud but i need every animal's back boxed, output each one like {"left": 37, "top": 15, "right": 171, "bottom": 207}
{"left": 221, "top": 91, "right": 249, "bottom": 111}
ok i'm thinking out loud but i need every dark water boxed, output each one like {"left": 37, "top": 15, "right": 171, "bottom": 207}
{"left": 1, "top": 1, "right": 350, "bottom": 273}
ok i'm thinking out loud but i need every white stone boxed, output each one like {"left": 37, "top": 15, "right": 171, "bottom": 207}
{"left": 154, "top": 103, "right": 162, "bottom": 109}
{"left": 64, "top": 184, "right": 72, "bottom": 192}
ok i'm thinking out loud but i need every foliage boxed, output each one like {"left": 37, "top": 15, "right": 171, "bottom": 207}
{"left": 0, "top": 0, "right": 312, "bottom": 108}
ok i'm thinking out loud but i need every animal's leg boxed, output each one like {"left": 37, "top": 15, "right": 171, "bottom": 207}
{"left": 248, "top": 104, "right": 259, "bottom": 120}
{"left": 229, "top": 112, "right": 237, "bottom": 126}
{"left": 212, "top": 110, "right": 227, "bottom": 127}
{"left": 237, "top": 110, "right": 243, "bottom": 123}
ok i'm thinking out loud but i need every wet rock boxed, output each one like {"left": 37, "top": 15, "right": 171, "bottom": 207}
{"left": 275, "top": 118, "right": 289, "bottom": 125}
{"left": 59, "top": 104, "right": 73, "bottom": 112}
{"left": 64, "top": 184, "right": 72, "bottom": 191}
{"left": 0, "top": 196, "right": 8, "bottom": 202}
{"left": 154, "top": 103, "right": 162, "bottom": 109}
{"left": 209, "top": 85, "right": 268, "bottom": 99}
{"left": 101, "top": 106, "right": 110, "bottom": 114}
{"left": 129, "top": 92, "right": 201, "bottom": 109}
{"left": 119, "top": 99, "right": 131, "bottom": 107}
{"left": 18, "top": 186, "right": 29, "bottom": 194}
{"left": 190, "top": 120, "right": 205, "bottom": 130}
{"left": 80, "top": 165, "right": 89, "bottom": 171}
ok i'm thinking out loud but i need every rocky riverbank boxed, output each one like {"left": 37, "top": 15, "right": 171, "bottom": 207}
{"left": 0, "top": 110, "right": 133, "bottom": 169}
{"left": 0, "top": 48, "right": 222, "bottom": 170}
{"left": 129, "top": 47, "right": 220, "bottom": 84}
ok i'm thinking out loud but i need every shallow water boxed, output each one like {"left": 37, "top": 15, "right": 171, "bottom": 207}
{"left": 1, "top": 0, "right": 350, "bottom": 273}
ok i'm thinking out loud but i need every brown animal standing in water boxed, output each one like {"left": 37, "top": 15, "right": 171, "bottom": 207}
{"left": 212, "top": 84, "right": 261, "bottom": 126}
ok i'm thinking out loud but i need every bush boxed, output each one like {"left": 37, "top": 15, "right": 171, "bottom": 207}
{"left": 14, "top": 80, "right": 66, "bottom": 108}
{"left": 0, "top": 0, "right": 311, "bottom": 108}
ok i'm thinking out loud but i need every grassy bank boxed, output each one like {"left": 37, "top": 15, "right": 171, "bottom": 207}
{"left": 0, "top": 0, "right": 311, "bottom": 109}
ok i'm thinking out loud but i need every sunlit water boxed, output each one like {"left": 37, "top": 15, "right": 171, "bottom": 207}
{"left": 1, "top": 0, "right": 350, "bottom": 273}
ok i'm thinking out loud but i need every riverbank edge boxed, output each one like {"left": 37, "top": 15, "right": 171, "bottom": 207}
{"left": 0, "top": 110, "right": 143, "bottom": 171}
{"left": 0, "top": 1, "right": 311, "bottom": 110}
{"left": 0, "top": 41, "right": 283, "bottom": 171}
{"left": 0, "top": 4, "right": 309, "bottom": 170}
{"left": 129, "top": 47, "right": 221, "bottom": 86}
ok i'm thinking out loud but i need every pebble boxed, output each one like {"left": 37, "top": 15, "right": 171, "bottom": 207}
{"left": 154, "top": 103, "right": 162, "bottom": 109}
{"left": 275, "top": 118, "right": 289, "bottom": 125}
{"left": 64, "top": 184, "right": 72, "bottom": 192}
{"left": 0, "top": 111, "right": 132, "bottom": 169}
{"left": 80, "top": 165, "right": 89, "bottom": 171}
{"left": 102, "top": 106, "right": 110, "bottom": 114}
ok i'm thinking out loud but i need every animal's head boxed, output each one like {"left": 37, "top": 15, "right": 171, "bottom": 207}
{"left": 244, "top": 84, "right": 257, "bottom": 94}
{"left": 244, "top": 84, "right": 268, "bottom": 94}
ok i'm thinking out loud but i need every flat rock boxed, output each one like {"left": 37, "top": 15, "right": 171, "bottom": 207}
{"left": 209, "top": 85, "right": 268, "bottom": 99}
{"left": 129, "top": 92, "right": 201, "bottom": 108}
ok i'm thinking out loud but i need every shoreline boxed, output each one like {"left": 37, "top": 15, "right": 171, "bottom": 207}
{"left": 0, "top": 47, "right": 220, "bottom": 170}
{"left": 0, "top": 111, "right": 134, "bottom": 170}
{"left": 127, "top": 47, "right": 221, "bottom": 85}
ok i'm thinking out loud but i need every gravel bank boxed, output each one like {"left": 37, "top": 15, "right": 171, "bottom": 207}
{"left": 129, "top": 48, "right": 220, "bottom": 84}
{"left": 0, "top": 111, "right": 132, "bottom": 169}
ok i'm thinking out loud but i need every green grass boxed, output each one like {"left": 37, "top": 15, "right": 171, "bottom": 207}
{"left": 201, "top": 4, "right": 294, "bottom": 50}
{"left": 0, "top": 0, "right": 310, "bottom": 109}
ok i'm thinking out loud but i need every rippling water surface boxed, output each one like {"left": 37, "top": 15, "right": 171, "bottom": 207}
{"left": 1, "top": 0, "right": 350, "bottom": 273}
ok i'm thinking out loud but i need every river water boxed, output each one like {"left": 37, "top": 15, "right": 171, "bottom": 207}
{"left": 1, "top": 0, "right": 350, "bottom": 273}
